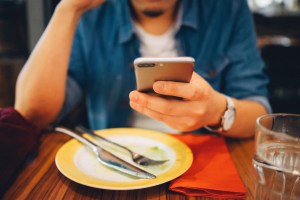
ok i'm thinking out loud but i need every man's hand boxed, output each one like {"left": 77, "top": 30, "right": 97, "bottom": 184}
{"left": 60, "top": 0, "right": 105, "bottom": 14}
{"left": 129, "top": 72, "right": 227, "bottom": 132}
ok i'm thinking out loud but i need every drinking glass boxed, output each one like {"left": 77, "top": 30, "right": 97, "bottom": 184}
{"left": 253, "top": 114, "right": 300, "bottom": 200}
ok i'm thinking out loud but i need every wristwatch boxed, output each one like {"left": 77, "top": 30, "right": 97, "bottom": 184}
{"left": 205, "top": 96, "right": 236, "bottom": 132}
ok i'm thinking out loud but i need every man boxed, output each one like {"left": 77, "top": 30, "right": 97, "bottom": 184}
{"left": 15, "top": 0, "right": 270, "bottom": 138}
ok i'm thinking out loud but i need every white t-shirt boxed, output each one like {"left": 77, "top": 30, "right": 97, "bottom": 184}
{"left": 130, "top": 23, "right": 180, "bottom": 133}
{"left": 134, "top": 23, "right": 178, "bottom": 57}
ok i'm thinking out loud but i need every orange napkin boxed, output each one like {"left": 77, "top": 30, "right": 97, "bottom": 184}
{"left": 169, "top": 134, "right": 246, "bottom": 199}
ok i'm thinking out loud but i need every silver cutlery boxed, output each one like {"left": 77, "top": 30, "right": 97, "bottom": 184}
{"left": 75, "top": 125, "right": 169, "bottom": 166}
{"left": 55, "top": 127, "right": 156, "bottom": 179}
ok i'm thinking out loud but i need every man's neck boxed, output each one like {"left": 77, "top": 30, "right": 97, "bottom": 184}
{"left": 131, "top": 3, "right": 179, "bottom": 35}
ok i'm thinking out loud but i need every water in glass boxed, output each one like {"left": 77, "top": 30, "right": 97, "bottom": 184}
{"left": 253, "top": 114, "right": 300, "bottom": 200}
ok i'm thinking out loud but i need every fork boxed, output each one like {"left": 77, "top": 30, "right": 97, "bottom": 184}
{"left": 75, "top": 125, "right": 169, "bottom": 166}
{"left": 55, "top": 127, "right": 156, "bottom": 179}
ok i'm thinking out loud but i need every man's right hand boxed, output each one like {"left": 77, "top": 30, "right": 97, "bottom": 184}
{"left": 60, "top": 0, "right": 106, "bottom": 14}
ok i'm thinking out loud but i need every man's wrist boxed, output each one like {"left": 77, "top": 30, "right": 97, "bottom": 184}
{"left": 205, "top": 95, "right": 236, "bottom": 133}
{"left": 56, "top": 2, "right": 85, "bottom": 19}
{"left": 210, "top": 93, "right": 227, "bottom": 126}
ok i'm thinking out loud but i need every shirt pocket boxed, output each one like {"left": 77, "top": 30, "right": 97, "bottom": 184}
{"left": 194, "top": 55, "right": 229, "bottom": 81}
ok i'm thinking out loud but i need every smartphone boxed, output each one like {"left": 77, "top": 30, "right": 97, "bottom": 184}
{"left": 134, "top": 57, "right": 195, "bottom": 92}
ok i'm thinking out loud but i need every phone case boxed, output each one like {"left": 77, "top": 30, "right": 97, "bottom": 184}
{"left": 134, "top": 57, "right": 195, "bottom": 92}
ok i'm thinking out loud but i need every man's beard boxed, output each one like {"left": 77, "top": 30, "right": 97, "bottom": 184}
{"left": 142, "top": 10, "right": 164, "bottom": 18}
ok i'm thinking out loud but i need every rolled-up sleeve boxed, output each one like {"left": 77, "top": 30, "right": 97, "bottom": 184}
{"left": 56, "top": 76, "right": 83, "bottom": 122}
{"left": 243, "top": 96, "right": 272, "bottom": 113}
{"left": 56, "top": 23, "right": 87, "bottom": 121}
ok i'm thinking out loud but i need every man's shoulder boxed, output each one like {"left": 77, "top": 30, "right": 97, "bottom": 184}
{"left": 80, "top": 1, "right": 117, "bottom": 25}
{"left": 196, "top": 0, "right": 247, "bottom": 14}
{"left": 189, "top": 0, "right": 248, "bottom": 25}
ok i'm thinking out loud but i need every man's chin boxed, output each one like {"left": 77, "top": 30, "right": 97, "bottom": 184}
{"left": 142, "top": 10, "right": 164, "bottom": 18}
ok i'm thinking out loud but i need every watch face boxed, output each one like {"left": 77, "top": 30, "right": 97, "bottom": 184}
{"left": 223, "top": 110, "right": 235, "bottom": 131}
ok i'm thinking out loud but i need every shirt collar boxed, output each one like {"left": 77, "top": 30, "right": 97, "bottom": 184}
{"left": 181, "top": 0, "right": 198, "bottom": 30}
{"left": 116, "top": 0, "right": 135, "bottom": 44}
{"left": 117, "top": 0, "right": 199, "bottom": 44}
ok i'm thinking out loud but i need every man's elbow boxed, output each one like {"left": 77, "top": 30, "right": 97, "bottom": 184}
{"left": 14, "top": 102, "right": 61, "bottom": 129}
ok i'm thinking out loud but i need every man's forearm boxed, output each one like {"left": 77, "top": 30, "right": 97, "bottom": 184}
{"left": 15, "top": 4, "right": 83, "bottom": 128}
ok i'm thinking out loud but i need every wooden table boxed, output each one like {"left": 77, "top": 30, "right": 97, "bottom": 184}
{"left": 3, "top": 131, "right": 256, "bottom": 200}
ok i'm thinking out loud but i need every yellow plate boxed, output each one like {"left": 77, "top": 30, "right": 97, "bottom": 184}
{"left": 55, "top": 128, "right": 193, "bottom": 190}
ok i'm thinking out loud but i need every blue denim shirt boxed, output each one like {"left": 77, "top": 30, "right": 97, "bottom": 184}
{"left": 62, "top": 0, "right": 271, "bottom": 130}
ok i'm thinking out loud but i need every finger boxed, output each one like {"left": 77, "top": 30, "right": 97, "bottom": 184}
{"left": 130, "top": 101, "right": 201, "bottom": 132}
{"left": 130, "top": 101, "right": 168, "bottom": 121}
{"left": 153, "top": 72, "right": 207, "bottom": 101}
{"left": 129, "top": 91, "right": 192, "bottom": 116}
{"left": 129, "top": 101, "right": 181, "bottom": 128}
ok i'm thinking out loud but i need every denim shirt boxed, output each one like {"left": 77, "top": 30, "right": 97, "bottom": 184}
{"left": 62, "top": 0, "right": 270, "bottom": 130}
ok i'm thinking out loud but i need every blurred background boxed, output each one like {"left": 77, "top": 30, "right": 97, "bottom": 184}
{"left": 0, "top": 0, "right": 299, "bottom": 114}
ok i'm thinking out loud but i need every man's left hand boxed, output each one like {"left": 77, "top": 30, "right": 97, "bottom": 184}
{"left": 129, "top": 72, "right": 227, "bottom": 132}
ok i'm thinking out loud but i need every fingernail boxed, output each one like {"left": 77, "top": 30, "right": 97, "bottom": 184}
{"left": 153, "top": 81, "right": 163, "bottom": 92}
{"left": 130, "top": 91, "right": 138, "bottom": 102}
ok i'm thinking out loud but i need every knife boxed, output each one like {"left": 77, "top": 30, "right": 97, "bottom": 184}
{"left": 55, "top": 127, "right": 156, "bottom": 179}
